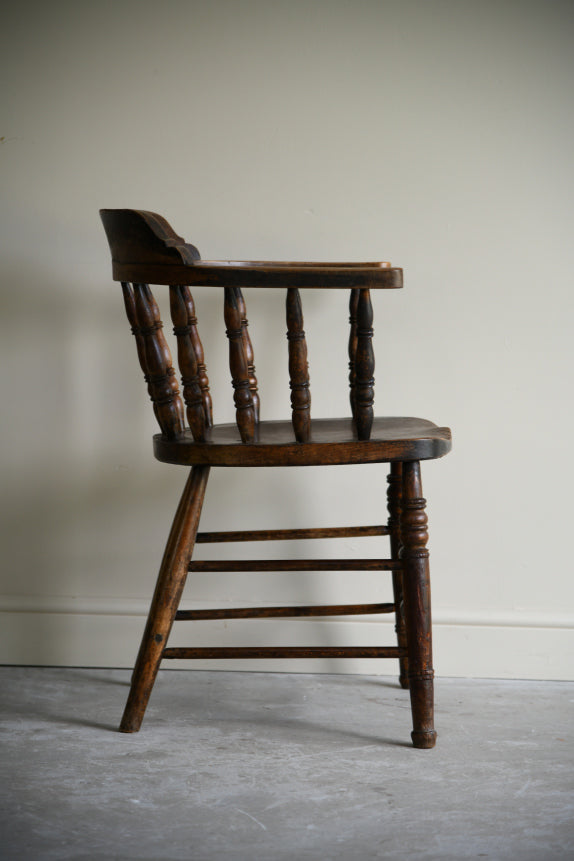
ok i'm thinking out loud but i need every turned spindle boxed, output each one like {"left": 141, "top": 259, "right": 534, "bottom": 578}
{"left": 286, "top": 287, "right": 311, "bottom": 443}
{"left": 183, "top": 286, "right": 213, "bottom": 428}
{"left": 169, "top": 285, "right": 208, "bottom": 442}
{"left": 178, "top": 285, "right": 212, "bottom": 428}
{"left": 224, "top": 287, "right": 256, "bottom": 443}
{"left": 348, "top": 288, "right": 359, "bottom": 420}
{"left": 235, "top": 288, "right": 260, "bottom": 423}
{"left": 354, "top": 288, "right": 375, "bottom": 441}
{"left": 122, "top": 282, "right": 185, "bottom": 439}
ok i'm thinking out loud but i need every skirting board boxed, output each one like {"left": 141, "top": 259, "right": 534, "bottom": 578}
{"left": 1, "top": 598, "right": 572, "bottom": 680}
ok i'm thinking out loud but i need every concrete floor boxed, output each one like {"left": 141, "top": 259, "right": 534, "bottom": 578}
{"left": 0, "top": 668, "right": 573, "bottom": 860}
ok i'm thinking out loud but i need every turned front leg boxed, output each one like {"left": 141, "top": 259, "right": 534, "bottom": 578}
{"left": 400, "top": 460, "right": 436, "bottom": 749}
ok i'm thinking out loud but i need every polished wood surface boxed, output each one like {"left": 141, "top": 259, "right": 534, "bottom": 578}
{"left": 121, "top": 282, "right": 185, "bottom": 439}
{"left": 154, "top": 417, "right": 451, "bottom": 467}
{"left": 101, "top": 208, "right": 452, "bottom": 749}
{"left": 175, "top": 603, "right": 396, "bottom": 621}
{"left": 100, "top": 209, "right": 402, "bottom": 289}
{"left": 188, "top": 558, "right": 402, "bottom": 572}
{"left": 348, "top": 288, "right": 359, "bottom": 418}
{"left": 355, "top": 288, "right": 375, "bottom": 440}
{"left": 169, "top": 285, "right": 208, "bottom": 442}
{"left": 162, "top": 646, "right": 405, "bottom": 660}
{"left": 236, "top": 287, "right": 259, "bottom": 423}
{"left": 388, "top": 462, "right": 409, "bottom": 689}
{"left": 224, "top": 286, "right": 256, "bottom": 443}
{"left": 286, "top": 287, "right": 311, "bottom": 442}
{"left": 195, "top": 524, "right": 390, "bottom": 543}
{"left": 400, "top": 461, "right": 436, "bottom": 749}
{"left": 119, "top": 466, "right": 210, "bottom": 733}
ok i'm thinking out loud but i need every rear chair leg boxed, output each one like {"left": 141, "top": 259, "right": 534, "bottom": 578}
{"left": 388, "top": 462, "right": 409, "bottom": 689}
{"left": 120, "top": 465, "right": 210, "bottom": 733}
{"left": 400, "top": 460, "right": 437, "bottom": 749}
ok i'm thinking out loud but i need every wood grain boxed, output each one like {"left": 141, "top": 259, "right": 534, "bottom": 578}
{"left": 354, "top": 288, "right": 375, "bottom": 440}
{"left": 196, "top": 525, "right": 389, "bottom": 543}
{"left": 286, "top": 287, "right": 311, "bottom": 442}
{"left": 119, "top": 466, "right": 210, "bottom": 732}
{"left": 121, "top": 282, "right": 185, "bottom": 439}
{"left": 235, "top": 288, "right": 259, "bottom": 423}
{"left": 400, "top": 461, "right": 436, "bottom": 749}
{"left": 155, "top": 417, "right": 452, "bottom": 467}
{"left": 169, "top": 285, "right": 207, "bottom": 442}
{"left": 163, "top": 646, "right": 405, "bottom": 660}
{"left": 224, "top": 286, "right": 256, "bottom": 443}
{"left": 175, "top": 603, "right": 395, "bottom": 620}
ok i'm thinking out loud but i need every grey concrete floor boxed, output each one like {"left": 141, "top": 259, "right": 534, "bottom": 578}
{"left": 0, "top": 668, "right": 573, "bottom": 860}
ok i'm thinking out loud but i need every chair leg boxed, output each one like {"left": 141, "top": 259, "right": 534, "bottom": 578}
{"left": 400, "top": 460, "right": 437, "bottom": 749}
{"left": 388, "top": 462, "right": 409, "bottom": 689}
{"left": 119, "top": 465, "right": 210, "bottom": 733}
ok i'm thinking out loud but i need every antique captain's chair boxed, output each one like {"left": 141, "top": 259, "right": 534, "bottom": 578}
{"left": 100, "top": 209, "right": 451, "bottom": 748}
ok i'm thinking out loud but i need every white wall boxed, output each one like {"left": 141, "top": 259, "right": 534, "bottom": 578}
{"left": 1, "top": 0, "right": 573, "bottom": 679}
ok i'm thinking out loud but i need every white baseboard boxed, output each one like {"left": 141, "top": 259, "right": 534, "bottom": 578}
{"left": 1, "top": 596, "right": 572, "bottom": 680}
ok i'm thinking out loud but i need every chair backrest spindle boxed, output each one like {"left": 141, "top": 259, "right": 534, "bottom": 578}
{"left": 354, "top": 288, "right": 375, "bottom": 440}
{"left": 122, "top": 281, "right": 185, "bottom": 439}
{"left": 348, "top": 288, "right": 360, "bottom": 420}
{"left": 224, "top": 286, "right": 256, "bottom": 443}
{"left": 235, "top": 288, "right": 260, "bottom": 423}
{"left": 182, "top": 285, "right": 213, "bottom": 428}
{"left": 169, "top": 285, "right": 209, "bottom": 442}
{"left": 286, "top": 287, "right": 311, "bottom": 443}
{"left": 102, "top": 210, "right": 402, "bottom": 447}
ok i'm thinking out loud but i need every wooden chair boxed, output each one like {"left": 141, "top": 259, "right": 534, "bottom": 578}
{"left": 100, "top": 209, "right": 452, "bottom": 749}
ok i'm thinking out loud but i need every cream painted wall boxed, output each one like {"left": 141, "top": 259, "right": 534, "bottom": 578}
{"left": 1, "top": 0, "right": 573, "bottom": 679}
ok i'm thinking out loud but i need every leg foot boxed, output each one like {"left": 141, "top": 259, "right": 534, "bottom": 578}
{"left": 412, "top": 730, "right": 437, "bottom": 749}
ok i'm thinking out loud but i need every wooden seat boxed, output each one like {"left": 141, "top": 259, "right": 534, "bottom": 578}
{"left": 154, "top": 417, "right": 451, "bottom": 467}
{"left": 100, "top": 208, "right": 452, "bottom": 749}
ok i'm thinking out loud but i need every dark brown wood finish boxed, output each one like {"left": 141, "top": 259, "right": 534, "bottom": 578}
{"left": 121, "top": 282, "right": 185, "bottom": 439}
{"left": 388, "top": 462, "right": 409, "bottom": 689}
{"left": 348, "top": 288, "right": 359, "bottom": 419}
{"left": 100, "top": 209, "right": 402, "bottom": 289}
{"left": 235, "top": 287, "right": 260, "bottom": 423}
{"left": 154, "top": 417, "right": 451, "bottom": 467}
{"left": 119, "top": 465, "right": 209, "bottom": 733}
{"left": 163, "top": 646, "right": 404, "bottom": 660}
{"left": 188, "top": 558, "right": 401, "bottom": 572}
{"left": 400, "top": 460, "right": 437, "bottom": 749}
{"left": 286, "top": 287, "right": 311, "bottom": 442}
{"left": 354, "top": 288, "right": 375, "bottom": 440}
{"left": 175, "top": 603, "right": 395, "bottom": 620}
{"left": 224, "top": 286, "right": 256, "bottom": 443}
{"left": 169, "top": 285, "right": 207, "bottom": 442}
{"left": 101, "top": 208, "right": 452, "bottom": 749}
{"left": 173, "top": 284, "right": 212, "bottom": 427}
{"left": 196, "top": 525, "right": 389, "bottom": 543}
